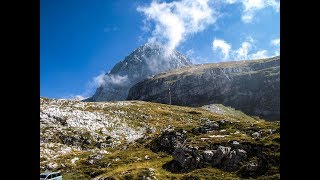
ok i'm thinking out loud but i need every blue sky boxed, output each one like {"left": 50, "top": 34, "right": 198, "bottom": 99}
{"left": 40, "top": 0, "right": 280, "bottom": 99}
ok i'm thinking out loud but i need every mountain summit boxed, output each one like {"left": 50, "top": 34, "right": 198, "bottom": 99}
{"left": 85, "top": 43, "right": 192, "bottom": 102}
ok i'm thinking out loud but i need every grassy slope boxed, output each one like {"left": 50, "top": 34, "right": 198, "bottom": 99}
{"left": 150, "top": 56, "right": 280, "bottom": 80}
{"left": 40, "top": 98, "right": 279, "bottom": 179}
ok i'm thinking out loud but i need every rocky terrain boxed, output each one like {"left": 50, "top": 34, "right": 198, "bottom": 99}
{"left": 40, "top": 97, "right": 280, "bottom": 179}
{"left": 127, "top": 56, "right": 280, "bottom": 120}
{"left": 85, "top": 43, "right": 192, "bottom": 102}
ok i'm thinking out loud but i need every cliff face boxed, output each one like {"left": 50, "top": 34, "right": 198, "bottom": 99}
{"left": 127, "top": 56, "right": 280, "bottom": 120}
{"left": 85, "top": 43, "right": 192, "bottom": 102}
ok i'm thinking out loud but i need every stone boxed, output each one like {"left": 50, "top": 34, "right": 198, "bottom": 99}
{"left": 149, "top": 129, "right": 187, "bottom": 153}
{"left": 47, "top": 162, "right": 58, "bottom": 169}
{"left": 233, "top": 141, "right": 240, "bottom": 145}
{"left": 70, "top": 157, "right": 79, "bottom": 164}
{"left": 145, "top": 155, "right": 150, "bottom": 160}
{"left": 246, "top": 162, "right": 259, "bottom": 172}
{"left": 172, "top": 146, "right": 202, "bottom": 170}
{"left": 212, "top": 146, "right": 231, "bottom": 166}
{"left": 192, "top": 120, "right": 220, "bottom": 134}
{"left": 252, "top": 132, "right": 260, "bottom": 138}
{"left": 203, "top": 150, "right": 216, "bottom": 162}
{"left": 88, "top": 153, "right": 103, "bottom": 164}
{"left": 224, "top": 149, "right": 247, "bottom": 170}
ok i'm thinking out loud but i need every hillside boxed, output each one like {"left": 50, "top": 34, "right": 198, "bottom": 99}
{"left": 127, "top": 56, "right": 280, "bottom": 120}
{"left": 40, "top": 97, "right": 280, "bottom": 179}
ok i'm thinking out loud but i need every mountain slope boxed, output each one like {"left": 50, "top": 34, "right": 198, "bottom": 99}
{"left": 85, "top": 43, "right": 192, "bottom": 102}
{"left": 40, "top": 97, "right": 279, "bottom": 179}
{"left": 127, "top": 56, "right": 280, "bottom": 120}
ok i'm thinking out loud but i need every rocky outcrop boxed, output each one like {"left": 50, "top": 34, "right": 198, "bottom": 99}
{"left": 40, "top": 97, "right": 279, "bottom": 179}
{"left": 172, "top": 145, "right": 247, "bottom": 172}
{"left": 149, "top": 118, "right": 279, "bottom": 177}
{"left": 149, "top": 121, "right": 249, "bottom": 172}
{"left": 127, "top": 56, "right": 280, "bottom": 120}
{"left": 148, "top": 129, "right": 187, "bottom": 154}
{"left": 85, "top": 43, "right": 192, "bottom": 102}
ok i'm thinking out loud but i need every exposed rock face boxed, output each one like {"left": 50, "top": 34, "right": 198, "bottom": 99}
{"left": 85, "top": 43, "right": 192, "bottom": 102}
{"left": 172, "top": 145, "right": 247, "bottom": 171}
{"left": 148, "top": 129, "right": 187, "bottom": 154}
{"left": 127, "top": 56, "right": 280, "bottom": 120}
{"left": 172, "top": 145, "right": 203, "bottom": 171}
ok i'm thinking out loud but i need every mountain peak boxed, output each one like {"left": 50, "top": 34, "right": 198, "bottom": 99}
{"left": 85, "top": 44, "right": 192, "bottom": 102}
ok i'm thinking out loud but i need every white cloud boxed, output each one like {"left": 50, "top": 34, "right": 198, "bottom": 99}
{"left": 225, "top": 0, "right": 238, "bottom": 4}
{"left": 242, "top": 0, "right": 265, "bottom": 23}
{"left": 107, "top": 74, "right": 129, "bottom": 86}
{"left": 62, "top": 94, "right": 87, "bottom": 101}
{"left": 212, "top": 38, "right": 232, "bottom": 60}
{"left": 93, "top": 72, "right": 128, "bottom": 87}
{"left": 212, "top": 37, "right": 274, "bottom": 61}
{"left": 234, "top": 41, "right": 252, "bottom": 59}
{"left": 270, "top": 38, "right": 280, "bottom": 55}
{"left": 248, "top": 50, "right": 268, "bottom": 59}
{"left": 266, "top": 0, "right": 280, "bottom": 12}
{"left": 223, "top": 0, "right": 280, "bottom": 23}
{"left": 93, "top": 72, "right": 106, "bottom": 87}
{"left": 271, "top": 38, "right": 280, "bottom": 46}
{"left": 137, "top": 0, "right": 216, "bottom": 50}
{"left": 73, "top": 95, "right": 86, "bottom": 101}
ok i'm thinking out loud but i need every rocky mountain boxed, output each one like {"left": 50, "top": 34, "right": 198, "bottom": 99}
{"left": 85, "top": 43, "right": 192, "bottom": 102}
{"left": 127, "top": 56, "right": 280, "bottom": 120}
{"left": 40, "top": 97, "right": 279, "bottom": 179}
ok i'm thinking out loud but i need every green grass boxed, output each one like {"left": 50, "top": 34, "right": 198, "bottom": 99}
{"left": 40, "top": 98, "right": 280, "bottom": 179}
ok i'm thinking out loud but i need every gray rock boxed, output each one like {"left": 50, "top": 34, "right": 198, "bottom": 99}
{"left": 172, "top": 146, "right": 202, "bottom": 170}
{"left": 252, "top": 132, "right": 260, "bottom": 138}
{"left": 88, "top": 153, "right": 103, "bottom": 164}
{"left": 127, "top": 56, "right": 280, "bottom": 120}
{"left": 172, "top": 145, "right": 248, "bottom": 172}
{"left": 192, "top": 120, "right": 219, "bottom": 134}
{"left": 212, "top": 146, "right": 231, "bottom": 166}
{"left": 46, "top": 162, "right": 58, "bottom": 170}
{"left": 246, "top": 162, "right": 259, "bottom": 172}
{"left": 233, "top": 141, "right": 240, "bottom": 145}
{"left": 149, "top": 129, "right": 187, "bottom": 153}
{"left": 223, "top": 149, "right": 247, "bottom": 170}
{"left": 203, "top": 150, "right": 216, "bottom": 162}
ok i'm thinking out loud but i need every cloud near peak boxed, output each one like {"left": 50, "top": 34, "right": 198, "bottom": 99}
{"left": 137, "top": 0, "right": 216, "bottom": 50}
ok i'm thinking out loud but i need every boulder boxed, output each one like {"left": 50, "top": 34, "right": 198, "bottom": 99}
{"left": 252, "top": 132, "right": 260, "bottom": 138}
{"left": 192, "top": 120, "right": 219, "bottom": 134}
{"left": 149, "top": 129, "right": 187, "bottom": 153}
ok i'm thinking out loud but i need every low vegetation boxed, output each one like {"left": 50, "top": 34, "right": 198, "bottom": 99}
{"left": 40, "top": 97, "right": 279, "bottom": 179}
